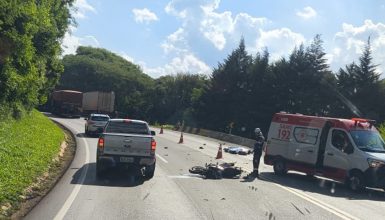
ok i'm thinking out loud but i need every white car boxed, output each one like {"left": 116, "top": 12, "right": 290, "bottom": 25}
{"left": 85, "top": 114, "right": 110, "bottom": 136}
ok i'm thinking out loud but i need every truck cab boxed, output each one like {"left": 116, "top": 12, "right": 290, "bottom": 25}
{"left": 264, "top": 113, "right": 385, "bottom": 191}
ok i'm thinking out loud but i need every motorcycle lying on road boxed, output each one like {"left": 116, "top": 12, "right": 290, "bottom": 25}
{"left": 189, "top": 162, "right": 243, "bottom": 179}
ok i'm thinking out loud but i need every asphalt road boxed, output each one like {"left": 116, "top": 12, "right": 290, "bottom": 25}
{"left": 25, "top": 116, "right": 385, "bottom": 220}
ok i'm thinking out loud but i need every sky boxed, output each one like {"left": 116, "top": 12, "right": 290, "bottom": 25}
{"left": 62, "top": 0, "right": 385, "bottom": 78}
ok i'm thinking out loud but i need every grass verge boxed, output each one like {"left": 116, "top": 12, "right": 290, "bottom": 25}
{"left": 379, "top": 123, "right": 385, "bottom": 140}
{"left": 0, "top": 110, "right": 65, "bottom": 217}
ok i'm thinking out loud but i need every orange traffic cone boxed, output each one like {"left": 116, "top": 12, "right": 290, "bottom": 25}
{"left": 160, "top": 125, "right": 164, "bottom": 134}
{"left": 178, "top": 132, "right": 184, "bottom": 144}
{"left": 216, "top": 144, "right": 223, "bottom": 159}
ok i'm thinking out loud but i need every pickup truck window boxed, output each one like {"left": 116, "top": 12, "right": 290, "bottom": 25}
{"left": 105, "top": 121, "right": 149, "bottom": 134}
{"left": 91, "top": 116, "right": 109, "bottom": 121}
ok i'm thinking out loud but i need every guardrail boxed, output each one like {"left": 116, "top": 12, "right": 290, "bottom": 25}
{"left": 177, "top": 126, "right": 256, "bottom": 148}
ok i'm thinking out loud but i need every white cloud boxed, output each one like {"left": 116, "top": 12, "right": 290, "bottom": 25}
{"left": 114, "top": 50, "right": 211, "bottom": 78}
{"left": 296, "top": 6, "right": 317, "bottom": 19}
{"left": 162, "top": 0, "right": 307, "bottom": 75}
{"left": 61, "top": 26, "right": 100, "bottom": 55}
{"left": 118, "top": 52, "right": 135, "bottom": 63}
{"left": 161, "top": 28, "right": 189, "bottom": 54}
{"left": 329, "top": 20, "right": 385, "bottom": 74}
{"left": 165, "top": 0, "right": 269, "bottom": 50}
{"left": 72, "top": 0, "right": 96, "bottom": 19}
{"left": 200, "top": 11, "right": 233, "bottom": 50}
{"left": 256, "top": 28, "right": 306, "bottom": 60}
{"left": 132, "top": 8, "right": 159, "bottom": 24}
{"left": 142, "top": 53, "right": 211, "bottom": 78}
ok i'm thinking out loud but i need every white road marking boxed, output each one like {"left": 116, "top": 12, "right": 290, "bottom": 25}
{"left": 53, "top": 129, "right": 90, "bottom": 220}
{"left": 243, "top": 168, "right": 360, "bottom": 220}
{"left": 168, "top": 175, "right": 196, "bottom": 179}
{"left": 156, "top": 153, "right": 169, "bottom": 164}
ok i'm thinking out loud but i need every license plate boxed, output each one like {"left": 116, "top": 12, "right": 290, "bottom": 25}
{"left": 120, "top": 157, "right": 134, "bottom": 163}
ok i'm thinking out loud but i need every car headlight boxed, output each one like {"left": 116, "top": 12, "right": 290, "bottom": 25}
{"left": 367, "top": 158, "right": 385, "bottom": 168}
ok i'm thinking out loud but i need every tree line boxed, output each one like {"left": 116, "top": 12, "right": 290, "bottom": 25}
{"left": 1, "top": 1, "right": 383, "bottom": 139}
{"left": 0, "top": 0, "right": 74, "bottom": 120}
{"left": 197, "top": 36, "right": 385, "bottom": 137}
{"left": 59, "top": 35, "right": 385, "bottom": 138}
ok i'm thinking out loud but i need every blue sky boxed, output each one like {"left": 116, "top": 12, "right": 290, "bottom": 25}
{"left": 63, "top": 0, "right": 385, "bottom": 78}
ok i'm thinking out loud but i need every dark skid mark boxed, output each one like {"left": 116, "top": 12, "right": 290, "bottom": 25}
{"left": 305, "top": 208, "right": 311, "bottom": 214}
{"left": 291, "top": 202, "right": 305, "bottom": 215}
{"left": 143, "top": 192, "right": 150, "bottom": 200}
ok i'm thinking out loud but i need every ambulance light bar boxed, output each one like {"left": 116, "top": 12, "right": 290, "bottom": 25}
{"left": 351, "top": 118, "right": 376, "bottom": 128}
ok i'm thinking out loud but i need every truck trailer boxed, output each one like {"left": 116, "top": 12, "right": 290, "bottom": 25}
{"left": 82, "top": 91, "right": 115, "bottom": 115}
{"left": 51, "top": 90, "right": 83, "bottom": 117}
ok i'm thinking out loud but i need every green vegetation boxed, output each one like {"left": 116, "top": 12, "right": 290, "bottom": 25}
{"left": 195, "top": 36, "right": 385, "bottom": 137}
{"left": 0, "top": 0, "right": 74, "bottom": 120}
{"left": 0, "top": 110, "right": 64, "bottom": 212}
{"left": 59, "top": 36, "right": 385, "bottom": 139}
{"left": 59, "top": 47, "right": 155, "bottom": 119}
{"left": 379, "top": 123, "right": 385, "bottom": 140}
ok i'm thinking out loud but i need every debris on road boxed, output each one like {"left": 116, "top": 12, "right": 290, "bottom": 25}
{"left": 199, "top": 146, "right": 204, "bottom": 149}
{"left": 164, "top": 147, "right": 168, "bottom": 149}
{"left": 223, "top": 146, "right": 252, "bottom": 155}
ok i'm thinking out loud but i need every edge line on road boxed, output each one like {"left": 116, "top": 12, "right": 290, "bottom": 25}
{"left": 243, "top": 168, "right": 360, "bottom": 220}
{"left": 156, "top": 153, "right": 169, "bottom": 164}
{"left": 53, "top": 129, "right": 90, "bottom": 220}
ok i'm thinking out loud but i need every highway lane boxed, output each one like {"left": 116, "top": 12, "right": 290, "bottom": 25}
{"left": 25, "top": 116, "right": 385, "bottom": 219}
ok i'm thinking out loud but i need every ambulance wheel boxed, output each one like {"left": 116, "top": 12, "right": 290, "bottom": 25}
{"left": 273, "top": 159, "right": 287, "bottom": 175}
{"left": 347, "top": 171, "right": 364, "bottom": 192}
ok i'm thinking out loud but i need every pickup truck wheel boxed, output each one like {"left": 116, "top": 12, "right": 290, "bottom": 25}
{"left": 273, "top": 159, "right": 287, "bottom": 175}
{"left": 347, "top": 171, "right": 364, "bottom": 192}
{"left": 144, "top": 163, "right": 156, "bottom": 179}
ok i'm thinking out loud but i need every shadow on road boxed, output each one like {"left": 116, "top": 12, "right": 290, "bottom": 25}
{"left": 259, "top": 172, "right": 385, "bottom": 201}
{"left": 42, "top": 112, "right": 82, "bottom": 119}
{"left": 71, "top": 163, "right": 146, "bottom": 187}
{"left": 76, "top": 133, "right": 99, "bottom": 139}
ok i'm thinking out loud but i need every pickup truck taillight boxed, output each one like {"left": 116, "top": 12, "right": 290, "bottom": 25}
{"left": 98, "top": 137, "right": 104, "bottom": 151}
{"left": 151, "top": 139, "right": 156, "bottom": 152}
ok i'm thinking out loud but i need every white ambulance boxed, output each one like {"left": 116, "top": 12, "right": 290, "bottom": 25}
{"left": 264, "top": 112, "right": 385, "bottom": 191}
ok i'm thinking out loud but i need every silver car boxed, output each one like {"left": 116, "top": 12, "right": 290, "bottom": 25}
{"left": 85, "top": 114, "right": 110, "bottom": 136}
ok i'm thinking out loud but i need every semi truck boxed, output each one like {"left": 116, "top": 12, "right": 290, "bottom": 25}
{"left": 51, "top": 90, "right": 83, "bottom": 117}
{"left": 82, "top": 91, "right": 115, "bottom": 115}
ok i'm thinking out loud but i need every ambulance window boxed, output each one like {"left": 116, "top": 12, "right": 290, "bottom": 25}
{"left": 332, "top": 130, "right": 353, "bottom": 153}
{"left": 294, "top": 127, "right": 319, "bottom": 145}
